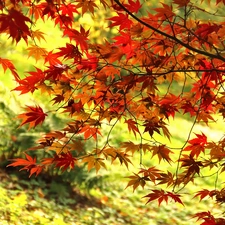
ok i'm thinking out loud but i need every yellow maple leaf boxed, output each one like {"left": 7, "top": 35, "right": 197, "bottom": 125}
{"left": 27, "top": 45, "right": 48, "bottom": 62}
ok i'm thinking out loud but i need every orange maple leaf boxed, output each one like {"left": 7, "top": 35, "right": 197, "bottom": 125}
{"left": 151, "top": 145, "right": 173, "bottom": 164}
{"left": 154, "top": 3, "right": 176, "bottom": 20}
{"left": 125, "top": 119, "right": 140, "bottom": 137}
{"left": 0, "top": 57, "right": 19, "bottom": 81}
{"left": 7, "top": 153, "right": 43, "bottom": 177}
{"left": 31, "top": 29, "right": 46, "bottom": 42}
{"left": 76, "top": 0, "right": 98, "bottom": 15}
{"left": 17, "top": 105, "right": 47, "bottom": 129}
{"left": 27, "top": 45, "right": 48, "bottom": 62}
{"left": 126, "top": 173, "right": 146, "bottom": 192}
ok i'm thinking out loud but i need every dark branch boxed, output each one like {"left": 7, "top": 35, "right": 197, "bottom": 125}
{"left": 114, "top": 0, "right": 225, "bottom": 62}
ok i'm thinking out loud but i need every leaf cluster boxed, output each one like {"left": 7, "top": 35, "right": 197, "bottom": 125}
{"left": 2, "top": 0, "right": 225, "bottom": 222}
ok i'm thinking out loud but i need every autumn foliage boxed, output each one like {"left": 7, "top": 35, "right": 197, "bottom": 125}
{"left": 2, "top": 0, "right": 225, "bottom": 223}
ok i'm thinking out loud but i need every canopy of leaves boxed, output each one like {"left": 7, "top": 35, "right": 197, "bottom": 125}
{"left": 3, "top": 0, "right": 225, "bottom": 223}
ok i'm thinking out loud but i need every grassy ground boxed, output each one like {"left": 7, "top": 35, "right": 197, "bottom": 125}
{"left": 0, "top": 110, "right": 224, "bottom": 224}
{"left": 0, "top": 160, "right": 222, "bottom": 225}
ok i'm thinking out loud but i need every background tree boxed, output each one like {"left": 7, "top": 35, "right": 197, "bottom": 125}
{"left": 2, "top": 0, "right": 225, "bottom": 223}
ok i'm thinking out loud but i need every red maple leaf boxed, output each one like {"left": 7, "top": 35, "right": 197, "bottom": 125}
{"left": 59, "top": 3, "right": 79, "bottom": 20}
{"left": 40, "top": 0, "right": 56, "bottom": 18}
{"left": 7, "top": 153, "right": 43, "bottom": 177}
{"left": 55, "top": 14, "right": 73, "bottom": 28}
{"left": 77, "top": 53, "right": 98, "bottom": 71}
{"left": 53, "top": 152, "right": 77, "bottom": 171}
{"left": 56, "top": 43, "right": 82, "bottom": 62}
{"left": 126, "top": 0, "right": 141, "bottom": 13}
{"left": 108, "top": 13, "right": 133, "bottom": 30}
{"left": 144, "top": 189, "right": 183, "bottom": 206}
{"left": 159, "top": 94, "right": 180, "bottom": 118}
{"left": 0, "top": 8, "right": 31, "bottom": 43}
{"left": 0, "top": 57, "right": 19, "bottom": 81}
{"left": 173, "top": 0, "right": 190, "bottom": 7}
{"left": 154, "top": 3, "right": 176, "bottom": 20}
{"left": 14, "top": 67, "right": 45, "bottom": 94}
{"left": 216, "top": 0, "right": 225, "bottom": 4}
{"left": 184, "top": 133, "right": 207, "bottom": 158}
{"left": 193, "top": 211, "right": 216, "bottom": 225}
{"left": 51, "top": 94, "right": 65, "bottom": 105}
{"left": 63, "top": 26, "right": 89, "bottom": 52}
{"left": 113, "top": 31, "right": 132, "bottom": 46}
{"left": 63, "top": 99, "right": 84, "bottom": 115}
{"left": 17, "top": 105, "right": 47, "bottom": 129}
{"left": 194, "top": 189, "right": 217, "bottom": 201}
{"left": 45, "top": 64, "right": 70, "bottom": 80}
{"left": 79, "top": 125, "right": 102, "bottom": 140}
{"left": 195, "top": 23, "right": 221, "bottom": 39}
{"left": 44, "top": 50, "right": 61, "bottom": 65}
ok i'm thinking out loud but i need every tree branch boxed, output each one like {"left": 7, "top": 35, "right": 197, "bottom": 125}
{"left": 114, "top": 0, "right": 225, "bottom": 62}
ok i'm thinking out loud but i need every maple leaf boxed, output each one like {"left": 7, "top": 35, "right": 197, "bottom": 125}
{"left": 126, "top": 0, "right": 142, "bottom": 13}
{"left": 193, "top": 189, "right": 217, "bottom": 201}
{"left": 45, "top": 64, "right": 70, "bottom": 81}
{"left": 0, "top": 9, "right": 32, "bottom": 43}
{"left": 56, "top": 43, "right": 82, "bottom": 62}
{"left": 59, "top": 3, "right": 79, "bottom": 20}
{"left": 108, "top": 13, "right": 133, "bottom": 30}
{"left": 184, "top": 133, "right": 208, "bottom": 158}
{"left": 216, "top": 0, "right": 225, "bottom": 4}
{"left": 138, "top": 167, "right": 162, "bottom": 184}
{"left": 14, "top": 67, "right": 45, "bottom": 94}
{"left": 193, "top": 211, "right": 216, "bottom": 225}
{"left": 63, "top": 26, "right": 89, "bottom": 52}
{"left": 144, "top": 189, "right": 183, "bottom": 206}
{"left": 125, "top": 119, "right": 140, "bottom": 137}
{"left": 47, "top": 141, "right": 71, "bottom": 154}
{"left": 77, "top": 53, "right": 98, "bottom": 71}
{"left": 195, "top": 23, "right": 221, "bottom": 39}
{"left": 113, "top": 31, "right": 132, "bottom": 46}
{"left": 143, "top": 118, "right": 171, "bottom": 140}
{"left": 180, "top": 154, "right": 203, "bottom": 177}
{"left": 154, "top": 3, "right": 176, "bottom": 20}
{"left": 79, "top": 125, "right": 102, "bottom": 140}
{"left": 121, "top": 141, "right": 140, "bottom": 155}
{"left": 17, "top": 105, "right": 47, "bottom": 129}
{"left": 51, "top": 94, "right": 65, "bottom": 105}
{"left": 159, "top": 94, "right": 180, "bottom": 118}
{"left": 173, "top": 0, "right": 190, "bottom": 7}
{"left": 31, "top": 29, "right": 46, "bottom": 42}
{"left": 27, "top": 45, "right": 48, "bottom": 62}
{"left": 143, "top": 118, "right": 161, "bottom": 137}
{"left": 196, "top": 111, "right": 215, "bottom": 125}
{"left": 151, "top": 145, "right": 173, "bottom": 164}
{"left": 115, "top": 151, "right": 133, "bottom": 169}
{"left": 40, "top": 0, "right": 56, "bottom": 18}
{"left": 63, "top": 99, "right": 84, "bottom": 115}
{"left": 44, "top": 50, "right": 61, "bottom": 65}
{"left": 126, "top": 173, "right": 146, "bottom": 192}
{"left": 7, "top": 153, "right": 43, "bottom": 177}
{"left": 0, "top": 57, "right": 16, "bottom": 73}
{"left": 0, "top": 57, "right": 19, "bottom": 81}
{"left": 55, "top": 14, "right": 73, "bottom": 28}
{"left": 82, "top": 156, "right": 106, "bottom": 173}
{"left": 28, "top": 3, "right": 43, "bottom": 21}
{"left": 156, "top": 171, "right": 174, "bottom": 187}
{"left": 53, "top": 152, "right": 77, "bottom": 172}
{"left": 181, "top": 100, "right": 197, "bottom": 117}
{"left": 76, "top": 0, "right": 98, "bottom": 15}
